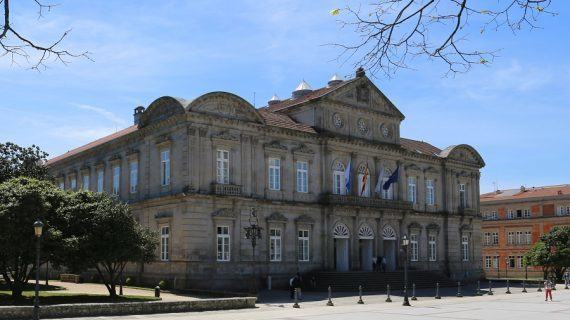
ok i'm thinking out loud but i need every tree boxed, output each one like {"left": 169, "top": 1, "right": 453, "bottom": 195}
{"left": 524, "top": 226, "right": 570, "bottom": 281}
{"left": 0, "top": 142, "right": 51, "bottom": 183}
{"left": 0, "top": 177, "right": 67, "bottom": 299}
{"left": 60, "top": 191, "right": 158, "bottom": 298}
{"left": 331, "top": 1, "right": 556, "bottom": 77}
{"left": 1, "top": 0, "right": 90, "bottom": 70}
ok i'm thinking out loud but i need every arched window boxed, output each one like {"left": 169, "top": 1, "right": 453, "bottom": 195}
{"left": 332, "top": 160, "right": 346, "bottom": 195}
{"left": 381, "top": 168, "right": 393, "bottom": 200}
{"left": 357, "top": 163, "right": 370, "bottom": 197}
{"left": 381, "top": 225, "right": 397, "bottom": 240}
{"left": 333, "top": 223, "right": 350, "bottom": 239}
{"left": 358, "top": 224, "right": 374, "bottom": 239}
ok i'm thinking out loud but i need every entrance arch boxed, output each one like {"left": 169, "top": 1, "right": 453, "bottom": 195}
{"left": 381, "top": 225, "right": 397, "bottom": 271}
{"left": 358, "top": 224, "right": 375, "bottom": 271}
{"left": 333, "top": 223, "right": 350, "bottom": 272}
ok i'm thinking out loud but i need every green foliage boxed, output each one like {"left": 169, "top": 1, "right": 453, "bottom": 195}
{"left": 0, "top": 142, "right": 50, "bottom": 184}
{"left": 0, "top": 177, "right": 67, "bottom": 299}
{"left": 158, "top": 280, "right": 168, "bottom": 290}
{"left": 524, "top": 226, "right": 570, "bottom": 280}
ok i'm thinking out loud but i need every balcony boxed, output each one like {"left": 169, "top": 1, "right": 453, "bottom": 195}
{"left": 321, "top": 194, "right": 413, "bottom": 210}
{"left": 212, "top": 183, "right": 242, "bottom": 196}
{"left": 458, "top": 206, "right": 476, "bottom": 215}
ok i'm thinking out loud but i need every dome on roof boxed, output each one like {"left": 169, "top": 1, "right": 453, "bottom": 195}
{"left": 328, "top": 73, "right": 343, "bottom": 87}
{"left": 292, "top": 80, "right": 313, "bottom": 99}
{"left": 268, "top": 93, "right": 281, "bottom": 106}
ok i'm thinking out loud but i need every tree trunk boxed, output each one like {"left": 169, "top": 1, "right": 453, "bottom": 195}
{"left": 11, "top": 283, "right": 23, "bottom": 300}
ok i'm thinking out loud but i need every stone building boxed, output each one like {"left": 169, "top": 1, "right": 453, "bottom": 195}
{"left": 480, "top": 184, "right": 570, "bottom": 279}
{"left": 47, "top": 68, "right": 485, "bottom": 290}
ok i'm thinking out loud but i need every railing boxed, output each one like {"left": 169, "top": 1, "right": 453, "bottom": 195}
{"left": 458, "top": 207, "right": 476, "bottom": 215}
{"left": 212, "top": 183, "right": 242, "bottom": 196}
{"left": 321, "top": 194, "right": 413, "bottom": 210}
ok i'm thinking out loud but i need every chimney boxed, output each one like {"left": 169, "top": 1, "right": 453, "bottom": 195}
{"left": 328, "top": 73, "right": 343, "bottom": 87}
{"left": 292, "top": 80, "right": 313, "bottom": 99}
{"left": 355, "top": 67, "right": 365, "bottom": 78}
{"left": 520, "top": 185, "right": 526, "bottom": 192}
{"left": 133, "top": 106, "right": 145, "bottom": 126}
{"left": 268, "top": 94, "right": 281, "bottom": 106}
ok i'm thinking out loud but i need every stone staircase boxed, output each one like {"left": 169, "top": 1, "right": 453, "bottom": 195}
{"left": 310, "top": 271, "right": 457, "bottom": 292}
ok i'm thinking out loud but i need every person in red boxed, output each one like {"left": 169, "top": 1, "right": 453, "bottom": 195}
{"left": 544, "top": 279, "right": 553, "bottom": 301}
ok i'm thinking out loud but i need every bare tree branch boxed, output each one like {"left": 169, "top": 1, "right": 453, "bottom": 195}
{"left": 0, "top": 0, "right": 91, "bottom": 70}
{"left": 330, "top": 0, "right": 556, "bottom": 77}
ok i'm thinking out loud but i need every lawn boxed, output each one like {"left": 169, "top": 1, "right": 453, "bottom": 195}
{"left": 0, "top": 283, "right": 160, "bottom": 306}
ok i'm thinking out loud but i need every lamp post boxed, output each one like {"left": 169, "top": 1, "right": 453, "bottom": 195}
{"left": 401, "top": 234, "right": 410, "bottom": 306}
{"left": 33, "top": 220, "right": 44, "bottom": 320}
{"left": 244, "top": 208, "right": 262, "bottom": 294}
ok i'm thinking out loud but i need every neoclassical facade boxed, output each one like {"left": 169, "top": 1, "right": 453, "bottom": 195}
{"left": 47, "top": 69, "right": 485, "bottom": 290}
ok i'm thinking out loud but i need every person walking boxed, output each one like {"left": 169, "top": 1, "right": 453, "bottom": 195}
{"left": 381, "top": 256, "right": 387, "bottom": 273}
{"left": 289, "top": 275, "right": 296, "bottom": 299}
{"left": 544, "top": 278, "right": 553, "bottom": 301}
{"left": 294, "top": 273, "right": 303, "bottom": 300}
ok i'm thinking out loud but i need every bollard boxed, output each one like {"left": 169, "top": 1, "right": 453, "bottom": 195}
{"left": 522, "top": 280, "right": 527, "bottom": 293}
{"left": 565, "top": 279, "right": 569, "bottom": 290}
{"left": 154, "top": 286, "right": 161, "bottom": 298}
{"left": 475, "top": 280, "right": 481, "bottom": 296}
{"left": 488, "top": 280, "right": 493, "bottom": 295}
{"left": 326, "top": 286, "right": 334, "bottom": 306}
{"left": 357, "top": 285, "right": 364, "bottom": 304}
{"left": 293, "top": 288, "right": 300, "bottom": 308}
{"left": 267, "top": 275, "right": 272, "bottom": 291}
{"left": 505, "top": 279, "right": 511, "bottom": 294}
{"left": 411, "top": 283, "right": 417, "bottom": 300}
{"left": 435, "top": 282, "right": 441, "bottom": 299}
{"left": 537, "top": 280, "right": 542, "bottom": 292}
{"left": 385, "top": 284, "right": 392, "bottom": 302}
{"left": 456, "top": 281, "right": 463, "bottom": 297}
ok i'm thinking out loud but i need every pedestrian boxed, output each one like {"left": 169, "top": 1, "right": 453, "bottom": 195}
{"left": 294, "top": 273, "right": 303, "bottom": 300}
{"left": 544, "top": 278, "right": 553, "bottom": 301}
{"left": 381, "top": 256, "right": 387, "bottom": 273}
{"left": 372, "top": 256, "right": 377, "bottom": 272}
{"left": 564, "top": 272, "right": 569, "bottom": 288}
{"left": 289, "top": 275, "right": 296, "bottom": 299}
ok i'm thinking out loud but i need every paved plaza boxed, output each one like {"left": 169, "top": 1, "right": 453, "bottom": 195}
{"left": 53, "top": 285, "right": 570, "bottom": 320}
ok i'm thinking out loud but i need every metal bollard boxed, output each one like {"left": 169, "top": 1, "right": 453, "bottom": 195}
{"left": 565, "top": 279, "right": 569, "bottom": 290}
{"left": 293, "top": 288, "right": 300, "bottom": 308}
{"left": 386, "top": 284, "right": 392, "bottom": 302}
{"left": 411, "top": 283, "right": 417, "bottom": 300}
{"left": 522, "top": 280, "right": 527, "bottom": 293}
{"left": 435, "top": 282, "right": 441, "bottom": 299}
{"left": 357, "top": 285, "right": 364, "bottom": 304}
{"left": 326, "top": 286, "right": 334, "bottom": 306}
{"left": 488, "top": 280, "right": 493, "bottom": 295}
{"left": 154, "top": 286, "right": 161, "bottom": 298}
{"left": 476, "top": 280, "right": 482, "bottom": 296}
{"left": 505, "top": 279, "right": 511, "bottom": 294}
{"left": 537, "top": 280, "right": 542, "bottom": 292}
{"left": 456, "top": 281, "right": 463, "bottom": 297}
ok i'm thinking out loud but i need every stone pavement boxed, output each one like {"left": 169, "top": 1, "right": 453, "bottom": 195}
{"left": 53, "top": 284, "right": 570, "bottom": 320}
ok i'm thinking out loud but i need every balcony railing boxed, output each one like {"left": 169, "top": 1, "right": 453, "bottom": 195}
{"left": 458, "top": 206, "right": 476, "bottom": 215}
{"left": 212, "top": 183, "right": 242, "bottom": 196}
{"left": 321, "top": 194, "right": 413, "bottom": 210}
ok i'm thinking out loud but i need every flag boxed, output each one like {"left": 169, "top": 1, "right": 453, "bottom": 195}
{"left": 344, "top": 160, "right": 351, "bottom": 194}
{"left": 360, "top": 163, "right": 370, "bottom": 196}
{"left": 375, "top": 161, "right": 385, "bottom": 194}
{"left": 383, "top": 165, "right": 399, "bottom": 191}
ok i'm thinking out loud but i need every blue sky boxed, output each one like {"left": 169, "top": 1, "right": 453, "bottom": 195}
{"left": 1, "top": 1, "right": 569, "bottom": 193}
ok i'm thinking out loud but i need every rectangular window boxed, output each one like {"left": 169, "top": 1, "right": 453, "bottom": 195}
{"left": 516, "top": 231, "right": 524, "bottom": 245}
{"left": 407, "top": 176, "right": 416, "bottom": 203}
{"left": 70, "top": 176, "right": 77, "bottom": 190}
{"left": 492, "top": 256, "right": 499, "bottom": 268}
{"left": 160, "top": 226, "right": 170, "bottom": 261}
{"left": 333, "top": 171, "right": 346, "bottom": 195}
{"left": 491, "top": 211, "right": 498, "bottom": 220}
{"left": 485, "top": 256, "right": 492, "bottom": 269}
{"left": 382, "top": 177, "right": 393, "bottom": 200}
{"left": 129, "top": 161, "right": 138, "bottom": 193}
{"left": 461, "top": 235, "right": 469, "bottom": 261}
{"left": 296, "top": 161, "right": 308, "bottom": 193}
{"left": 160, "top": 150, "right": 170, "bottom": 186}
{"left": 516, "top": 209, "right": 523, "bottom": 219}
{"left": 426, "top": 179, "right": 435, "bottom": 205}
{"left": 492, "top": 232, "right": 499, "bottom": 245}
{"left": 298, "top": 229, "right": 310, "bottom": 262}
{"left": 523, "top": 209, "right": 531, "bottom": 218}
{"left": 216, "top": 226, "right": 230, "bottom": 261}
{"left": 216, "top": 149, "right": 229, "bottom": 184}
{"left": 82, "top": 174, "right": 90, "bottom": 190}
{"left": 507, "top": 232, "right": 515, "bottom": 245}
{"left": 517, "top": 256, "right": 523, "bottom": 268}
{"left": 459, "top": 183, "right": 466, "bottom": 208}
{"left": 268, "top": 157, "right": 281, "bottom": 190}
{"left": 269, "top": 228, "right": 282, "bottom": 262}
{"left": 484, "top": 232, "right": 491, "bottom": 246}
{"left": 428, "top": 234, "right": 437, "bottom": 261}
{"left": 112, "top": 166, "right": 120, "bottom": 195}
{"left": 410, "top": 234, "right": 419, "bottom": 261}
{"left": 525, "top": 231, "right": 532, "bottom": 245}
{"left": 507, "top": 210, "right": 514, "bottom": 219}
{"left": 557, "top": 206, "right": 570, "bottom": 216}
{"left": 358, "top": 171, "right": 371, "bottom": 197}
{"left": 508, "top": 256, "right": 515, "bottom": 268}
{"left": 97, "top": 170, "right": 104, "bottom": 193}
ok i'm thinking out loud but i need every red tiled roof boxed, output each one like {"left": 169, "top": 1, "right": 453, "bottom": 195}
{"left": 266, "top": 79, "right": 356, "bottom": 112}
{"left": 46, "top": 125, "right": 138, "bottom": 166}
{"left": 400, "top": 138, "right": 442, "bottom": 156}
{"left": 258, "top": 109, "right": 316, "bottom": 134}
{"left": 481, "top": 184, "right": 570, "bottom": 202}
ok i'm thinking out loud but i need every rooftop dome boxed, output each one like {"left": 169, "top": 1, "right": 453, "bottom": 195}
{"left": 268, "top": 93, "right": 281, "bottom": 106}
{"left": 292, "top": 80, "right": 313, "bottom": 98}
{"left": 328, "top": 73, "right": 343, "bottom": 87}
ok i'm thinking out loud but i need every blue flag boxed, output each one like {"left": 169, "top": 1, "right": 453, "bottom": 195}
{"left": 344, "top": 160, "right": 351, "bottom": 194}
{"left": 383, "top": 165, "right": 399, "bottom": 191}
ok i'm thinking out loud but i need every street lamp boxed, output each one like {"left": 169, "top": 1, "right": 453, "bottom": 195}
{"left": 244, "top": 208, "right": 262, "bottom": 294}
{"left": 33, "top": 219, "right": 44, "bottom": 320}
{"left": 401, "top": 234, "right": 410, "bottom": 306}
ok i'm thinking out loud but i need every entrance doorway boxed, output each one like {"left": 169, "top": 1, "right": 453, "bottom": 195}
{"left": 358, "top": 224, "right": 375, "bottom": 271}
{"left": 333, "top": 223, "right": 350, "bottom": 272}
{"left": 381, "top": 225, "right": 398, "bottom": 271}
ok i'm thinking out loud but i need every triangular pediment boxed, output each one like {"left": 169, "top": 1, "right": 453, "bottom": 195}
{"left": 326, "top": 77, "right": 405, "bottom": 120}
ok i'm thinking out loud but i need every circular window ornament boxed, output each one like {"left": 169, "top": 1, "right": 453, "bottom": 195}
{"left": 380, "top": 124, "right": 390, "bottom": 137}
{"left": 357, "top": 118, "right": 368, "bottom": 135}
{"left": 333, "top": 113, "right": 344, "bottom": 128}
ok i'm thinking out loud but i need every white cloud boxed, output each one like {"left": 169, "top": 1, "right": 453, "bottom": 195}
{"left": 73, "top": 104, "right": 128, "bottom": 126}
